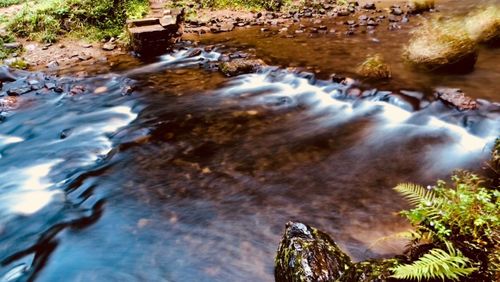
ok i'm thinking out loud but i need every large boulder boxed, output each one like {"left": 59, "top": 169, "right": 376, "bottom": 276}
{"left": 404, "top": 20, "right": 478, "bottom": 73}
{"left": 275, "top": 222, "right": 401, "bottom": 282}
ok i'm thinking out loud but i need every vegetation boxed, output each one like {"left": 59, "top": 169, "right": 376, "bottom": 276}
{"left": 6, "top": 0, "right": 149, "bottom": 43}
{"left": 357, "top": 54, "right": 391, "bottom": 80}
{"left": 390, "top": 163, "right": 499, "bottom": 281}
{"left": 0, "top": 32, "right": 18, "bottom": 60}
{"left": 465, "top": 5, "right": 500, "bottom": 44}
{"left": 0, "top": 0, "right": 24, "bottom": 8}
{"left": 404, "top": 18, "right": 478, "bottom": 72}
{"left": 168, "top": 0, "right": 291, "bottom": 11}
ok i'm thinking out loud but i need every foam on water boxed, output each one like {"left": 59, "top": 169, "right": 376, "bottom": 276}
{"left": 0, "top": 104, "right": 137, "bottom": 217}
{"left": 217, "top": 68, "right": 498, "bottom": 168}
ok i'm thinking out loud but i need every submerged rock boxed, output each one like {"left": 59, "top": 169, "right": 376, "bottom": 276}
{"left": 275, "top": 222, "right": 401, "bottom": 282}
{"left": 219, "top": 59, "right": 266, "bottom": 76}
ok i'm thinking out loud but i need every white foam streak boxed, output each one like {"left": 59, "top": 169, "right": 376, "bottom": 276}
{"left": 220, "top": 70, "right": 496, "bottom": 166}
{"left": 0, "top": 160, "right": 62, "bottom": 215}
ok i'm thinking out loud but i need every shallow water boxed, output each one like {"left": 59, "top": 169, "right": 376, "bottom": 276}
{"left": 1, "top": 5, "right": 500, "bottom": 281}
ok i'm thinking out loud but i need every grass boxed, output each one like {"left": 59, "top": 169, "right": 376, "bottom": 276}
{"left": 465, "top": 5, "right": 500, "bottom": 44}
{"left": 7, "top": 0, "right": 149, "bottom": 43}
{"left": 357, "top": 54, "right": 391, "bottom": 79}
{"left": 404, "top": 18, "right": 478, "bottom": 72}
{"left": 0, "top": 32, "right": 18, "bottom": 60}
{"left": 0, "top": 0, "right": 25, "bottom": 8}
{"left": 408, "top": 0, "right": 434, "bottom": 14}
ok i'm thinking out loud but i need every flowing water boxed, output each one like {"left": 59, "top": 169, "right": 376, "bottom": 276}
{"left": 1, "top": 6, "right": 500, "bottom": 281}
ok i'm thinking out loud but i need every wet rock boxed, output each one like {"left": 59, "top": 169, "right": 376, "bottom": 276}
{"left": 187, "top": 49, "right": 202, "bottom": 57}
{"left": 275, "top": 222, "right": 400, "bottom": 282}
{"left": 70, "top": 85, "right": 85, "bottom": 95}
{"left": 219, "top": 59, "right": 266, "bottom": 76}
{"left": 0, "top": 67, "right": 17, "bottom": 82}
{"left": 219, "top": 22, "right": 235, "bottom": 32}
{"left": 391, "top": 8, "right": 404, "bottom": 16}
{"left": 388, "top": 15, "right": 400, "bottom": 22}
{"left": 7, "top": 87, "right": 31, "bottom": 96}
{"left": 275, "top": 222, "right": 352, "bottom": 282}
{"left": 435, "top": 88, "right": 478, "bottom": 111}
{"left": 46, "top": 61, "right": 59, "bottom": 69}
{"left": 330, "top": 73, "right": 346, "bottom": 83}
{"left": 363, "top": 2, "right": 376, "bottom": 10}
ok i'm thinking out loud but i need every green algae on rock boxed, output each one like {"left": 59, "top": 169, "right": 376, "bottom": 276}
{"left": 275, "top": 222, "right": 401, "bottom": 282}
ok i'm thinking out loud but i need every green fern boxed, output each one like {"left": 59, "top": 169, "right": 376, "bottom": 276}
{"left": 390, "top": 244, "right": 477, "bottom": 281}
{"left": 394, "top": 183, "right": 437, "bottom": 207}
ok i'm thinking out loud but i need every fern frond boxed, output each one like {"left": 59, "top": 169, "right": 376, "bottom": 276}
{"left": 370, "top": 230, "right": 422, "bottom": 248}
{"left": 394, "top": 183, "right": 437, "bottom": 207}
{"left": 390, "top": 247, "right": 477, "bottom": 281}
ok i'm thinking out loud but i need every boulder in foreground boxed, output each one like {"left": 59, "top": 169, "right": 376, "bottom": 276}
{"left": 275, "top": 222, "right": 400, "bottom": 282}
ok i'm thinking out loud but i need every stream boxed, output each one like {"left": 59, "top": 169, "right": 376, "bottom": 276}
{"left": 0, "top": 9, "right": 499, "bottom": 281}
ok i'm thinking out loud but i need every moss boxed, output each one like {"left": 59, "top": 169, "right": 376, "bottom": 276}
{"left": 404, "top": 19, "right": 478, "bottom": 72}
{"left": 7, "top": 58, "right": 28, "bottom": 69}
{"left": 357, "top": 54, "right": 391, "bottom": 80}
{"left": 7, "top": 0, "right": 149, "bottom": 43}
{"left": 465, "top": 5, "right": 500, "bottom": 45}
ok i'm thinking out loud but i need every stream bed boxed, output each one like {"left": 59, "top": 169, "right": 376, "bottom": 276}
{"left": 0, "top": 9, "right": 499, "bottom": 281}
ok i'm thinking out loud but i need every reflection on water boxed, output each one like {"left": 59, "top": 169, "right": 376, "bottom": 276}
{"left": 0, "top": 42, "right": 498, "bottom": 281}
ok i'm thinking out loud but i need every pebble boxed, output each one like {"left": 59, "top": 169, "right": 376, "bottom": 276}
{"left": 46, "top": 61, "right": 59, "bottom": 69}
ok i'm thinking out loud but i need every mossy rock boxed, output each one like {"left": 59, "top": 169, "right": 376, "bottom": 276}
{"left": 219, "top": 59, "right": 266, "bottom": 76}
{"left": 357, "top": 54, "right": 391, "bottom": 80}
{"left": 465, "top": 6, "right": 500, "bottom": 46}
{"left": 404, "top": 20, "right": 478, "bottom": 73}
{"left": 275, "top": 222, "right": 402, "bottom": 282}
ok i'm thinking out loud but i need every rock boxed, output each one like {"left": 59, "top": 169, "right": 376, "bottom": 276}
{"left": 219, "top": 22, "right": 235, "bottom": 32}
{"left": 275, "top": 222, "right": 352, "bottom": 282}
{"left": 435, "top": 88, "right": 478, "bottom": 111}
{"left": 275, "top": 222, "right": 400, "bottom": 282}
{"left": 219, "top": 59, "right": 266, "bottom": 76}
{"left": 388, "top": 15, "right": 400, "bottom": 22}
{"left": 80, "top": 43, "right": 92, "bottom": 48}
{"left": 187, "top": 49, "right": 202, "bottom": 57}
{"left": 3, "top": 42, "right": 21, "bottom": 50}
{"left": 391, "top": 8, "right": 404, "bottom": 16}
{"left": 46, "top": 61, "right": 59, "bottom": 69}
{"left": 102, "top": 42, "right": 116, "bottom": 51}
{"left": 330, "top": 73, "right": 346, "bottom": 83}
{"left": 78, "top": 54, "right": 92, "bottom": 61}
{"left": 363, "top": 2, "right": 376, "bottom": 10}
{"left": 359, "top": 15, "right": 368, "bottom": 21}
{"left": 7, "top": 87, "right": 31, "bottom": 96}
